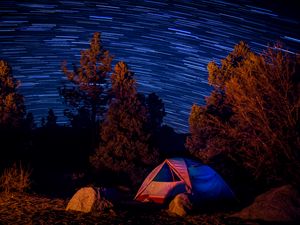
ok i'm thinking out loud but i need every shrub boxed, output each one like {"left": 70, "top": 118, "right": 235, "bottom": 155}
{"left": 0, "top": 162, "right": 32, "bottom": 193}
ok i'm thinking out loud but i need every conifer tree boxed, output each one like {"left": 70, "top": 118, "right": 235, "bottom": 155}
{"left": 24, "top": 112, "right": 35, "bottom": 130}
{"left": 46, "top": 108, "right": 57, "bottom": 128}
{"left": 40, "top": 117, "right": 46, "bottom": 128}
{"left": 90, "top": 61, "right": 159, "bottom": 186}
{"left": 60, "top": 32, "right": 113, "bottom": 126}
{"left": 187, "top": 42, "right": 300, "bottom": 186}
{"left": 146, "top": 92, "right": 165, "bottom": 132}
{"left": 0, "top": 60, "right": 25, "bottom": 128}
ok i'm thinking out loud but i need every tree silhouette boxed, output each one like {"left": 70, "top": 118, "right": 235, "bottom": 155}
{"left": 187, "top": 42, "right": 300, "bottom": 187}
{"left": 146, "top": 92, "right": 165, "bottom": 132}
{"left": 46, "top": 108, "right": 57, "bottom": 128}
{"left": 0, "top": 60, "right": 25, "bottom": 128}
{"left": 70, "top": 107, "right": 93, "bottom": 129}
{"left": 24, "top": 112, "right": 35, "bottom": 130}
{"left": 40, "top": 117, "right": 46, "bottom": 128}
{"left": 90, "top": 61, "right": 160, "bottom": 186}
{"left": 60, "top": 32, "right": 113, "bottom": 127}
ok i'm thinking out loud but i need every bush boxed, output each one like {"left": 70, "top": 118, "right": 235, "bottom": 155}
{"left": 0, "top": 162, "right": 32, "bottom": 193}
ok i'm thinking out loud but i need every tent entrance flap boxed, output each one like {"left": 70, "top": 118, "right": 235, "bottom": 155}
{"left": 153, "top": 163, "right": 181, "bottom": 182}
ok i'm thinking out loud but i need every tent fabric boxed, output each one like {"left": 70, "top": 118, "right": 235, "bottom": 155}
{"left": 135, "top": 161, "right": 165, "bottom": 199}
{"left": 136, "top": 181, "right": 186, "bottom": 204}
{"left": 167, "top": 158, "right": 192, "bottom": 190}
{"left": 135, "top": 157, "right": 235, "bottom": 204}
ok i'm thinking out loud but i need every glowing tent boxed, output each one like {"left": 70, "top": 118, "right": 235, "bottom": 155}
{"left": 135, "top": 157, "right": 235, "bottom": 204}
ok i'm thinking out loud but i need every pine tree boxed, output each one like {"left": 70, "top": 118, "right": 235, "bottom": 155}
{"left": 40, "top": 117, "right": 46, "bottom": 127}
{"left": 24, "top": 112, "right": 35, "bottom": 130}
{"left": 146, "top": 92, "right": 165, "bottom": 132}
{"left": 90, "top": 61, "right": 159, "bottom": 186}
{"left": 186, "top": 42, "right": 300, "bottom": 187}
{"left": 60, "top": 32, "right": 113, "bottom": 126}
{"left": 0, "top": 60, "right": 25, "bottom": 128}
{"left": 46, "top": 108, "right": 57, "bottom": 128}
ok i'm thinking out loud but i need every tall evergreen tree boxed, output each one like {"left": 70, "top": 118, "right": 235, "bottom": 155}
{"left": 90, "top": 61, "right": 159, "bottom": 186}
{"left": 60, "top": 32, "right": 113, "bottom": 126}
{"left": 0, "top": 60, "right": 25, "bottom": 128}
{"left": 186, "top": 42, "right": 300, "bottom": 187}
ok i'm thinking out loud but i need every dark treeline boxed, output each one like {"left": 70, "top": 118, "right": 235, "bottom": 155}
{"left": 0, "top": 33, "right": 187, "bottom": 197}
{"left": 0, "top": 33, "right": 299, "bottom": 203}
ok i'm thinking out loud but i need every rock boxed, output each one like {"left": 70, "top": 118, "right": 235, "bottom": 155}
{"left": 168, "top": 193, "right": 192, "bottom": 217}
{"left": 232, "top": 185, "right": 300, "bottom": 222}
{"left": 66, "top": 187, "right": 113, "bottom": 213}
{"left": 66, "top": 187, "right": 96, "bottom": 213}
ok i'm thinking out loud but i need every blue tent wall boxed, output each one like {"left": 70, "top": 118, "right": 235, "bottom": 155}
{"left": 184, "top": 158, "right": 235, "bottom": 201}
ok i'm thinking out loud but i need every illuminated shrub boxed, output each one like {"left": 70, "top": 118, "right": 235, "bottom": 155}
{"left": 0, "top": 162, "right": 32, "bottom": 193}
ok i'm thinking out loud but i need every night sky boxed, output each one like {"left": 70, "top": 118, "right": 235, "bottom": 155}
{"left": 0, "top": 0, "right": 299, "bottom": 133}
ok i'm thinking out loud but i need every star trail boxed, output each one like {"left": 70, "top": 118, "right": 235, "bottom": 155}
{"left": 0, "top": 0, "right": 299, "bottom": 133}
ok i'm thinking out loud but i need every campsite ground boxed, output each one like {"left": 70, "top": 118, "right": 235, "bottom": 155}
{"left": 0, "top": 191, "right": 235, "bottom": 224}
{"left": 0, "top": 192, "right": 295, "bottom": 225}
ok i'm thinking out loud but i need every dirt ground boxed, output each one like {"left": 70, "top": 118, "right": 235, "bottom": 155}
{"left": 0, "top": 192, "right": 292, "bottom": 225}
{"left": 0, "top": 193, "right": 296, "bottom": 225}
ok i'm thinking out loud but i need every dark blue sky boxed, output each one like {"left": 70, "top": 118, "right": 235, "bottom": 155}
{"left": 0, "top": 0, "right": 299, "bottom": 133}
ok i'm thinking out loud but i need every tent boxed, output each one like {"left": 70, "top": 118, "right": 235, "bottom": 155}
{"left": 135, "top": 157, "right": 235, "bottom": 204}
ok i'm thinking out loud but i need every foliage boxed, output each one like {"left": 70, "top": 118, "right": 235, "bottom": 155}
{"left": 90, "top": 62, "right": 160, "bottom": 186}
{"left": 146, "top": 92, "right": 165, "bottom": 132}
{"left": 186, "top": 42, "right": 300, "bottom": 187}
{"left": 60, "top": 32, "right": 113, "bottom": 126}
{"left": 0, "top": 162, "right": 32, "bottom": 193}
{"left": 0, "top": 60, "right": 25, "bottom": 128}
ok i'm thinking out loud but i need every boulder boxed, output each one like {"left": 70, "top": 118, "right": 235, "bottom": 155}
{"left": 66, "top": 187, "right": 113, "bottom": 213}
{"left": 232, "top": 185, "right": 300, "bottom": 222}
{"left": 168, "top": 193, "right": 192, "bottom": 216}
